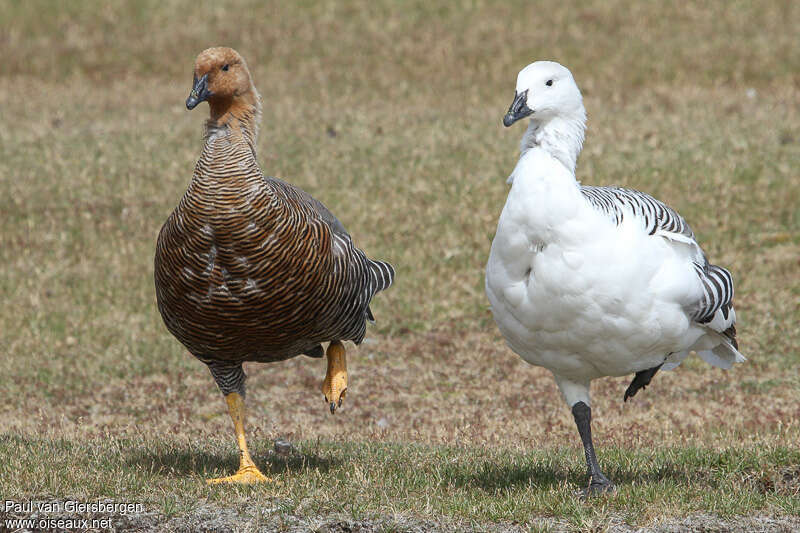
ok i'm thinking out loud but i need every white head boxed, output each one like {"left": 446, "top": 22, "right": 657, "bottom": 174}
{"left": 503, "top": 61, "right": 584, "bottom": 127}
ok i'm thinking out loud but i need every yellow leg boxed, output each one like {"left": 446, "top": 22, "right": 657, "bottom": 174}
{"left": 321, "top": 341, "right": 347, "bottom": 414}
{"left": 206, "top": 392, "right": 272, "bottom": 484}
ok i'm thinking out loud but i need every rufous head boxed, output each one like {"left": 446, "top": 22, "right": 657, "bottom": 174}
{"left": 186, "top": 47, "right": 254, "bottom": 111}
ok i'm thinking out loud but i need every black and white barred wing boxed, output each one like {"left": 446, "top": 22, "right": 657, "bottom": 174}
{"left": 581, "top": 185, "right": 742, "bottom": 361}
{"left": 580, "top": 186, "right": 695, "bottom": 244}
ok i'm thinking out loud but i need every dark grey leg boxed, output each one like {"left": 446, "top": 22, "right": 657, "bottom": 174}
{"left": 571, "top": 401, "right": 614, "bottom": 495}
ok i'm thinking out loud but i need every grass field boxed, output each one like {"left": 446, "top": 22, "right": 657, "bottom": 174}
{"left": 1, "top": 0, "right": 798, "bottom": 530}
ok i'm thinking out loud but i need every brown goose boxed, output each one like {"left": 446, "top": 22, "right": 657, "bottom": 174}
{"left": 154, "top": 47, "right": 394, "bottom": 484}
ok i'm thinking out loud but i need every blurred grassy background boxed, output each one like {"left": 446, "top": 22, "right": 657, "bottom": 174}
{"left": 0, "top": 0, "right": 798, "bottom": 528}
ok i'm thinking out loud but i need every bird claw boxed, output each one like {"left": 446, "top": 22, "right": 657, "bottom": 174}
{"left": 325, "top": 389, "right": 347, "bottom": 414}
{"left": 325, "top": 386, "right": 347, "bottom": 413}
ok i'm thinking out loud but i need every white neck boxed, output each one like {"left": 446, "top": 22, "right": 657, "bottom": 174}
{"left": 519, "top": 110, "right": 586, "bottom": 175}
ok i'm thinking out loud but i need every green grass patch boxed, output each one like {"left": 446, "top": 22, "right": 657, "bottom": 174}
{"left": 1, "top": 434, "right": 798, "bottom": 527}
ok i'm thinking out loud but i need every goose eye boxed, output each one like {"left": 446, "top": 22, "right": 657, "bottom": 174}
{"left": 222, "top": 64, "right": 230, "bottom": 72}
{"left": 545, "top": 79, "right": 553, "bottom": 87}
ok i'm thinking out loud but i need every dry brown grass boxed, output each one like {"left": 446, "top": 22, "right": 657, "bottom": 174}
{"left": 1, "top": 0, "right": 798, "bottom": 529}
{"left": 3, "top": 329, "right": 798, "bottom": 452}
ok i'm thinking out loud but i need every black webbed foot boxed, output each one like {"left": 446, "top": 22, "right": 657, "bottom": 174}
{"left": 582, "top": 474, "right": 616, "bottom": 498}
{"left": 624, "top": 363, "right": 663, "bottom": 402}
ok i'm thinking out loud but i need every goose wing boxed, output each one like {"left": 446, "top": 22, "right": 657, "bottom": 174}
{"left": 580, "top": 185, "right": 739, "bottom": 350}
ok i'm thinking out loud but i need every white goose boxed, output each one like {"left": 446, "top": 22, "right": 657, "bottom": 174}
{"left": 485, "top": 61, "right": 745, "bottom": 494}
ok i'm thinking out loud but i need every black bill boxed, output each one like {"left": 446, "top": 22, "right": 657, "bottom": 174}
{"left": 503, "top": 89, "right": 532, "bottom": 127}
{"left": 186, "top": 73, "right": 212, "bottom": 110}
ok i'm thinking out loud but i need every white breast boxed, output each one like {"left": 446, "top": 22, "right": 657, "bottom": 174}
{"left": 486, "top": 150, "right": 704, "bottom": 381}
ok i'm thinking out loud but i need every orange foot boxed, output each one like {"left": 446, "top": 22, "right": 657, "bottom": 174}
{"left": 322, "top": 341, "right": 347, "bottom": 414}
{"left": 206, "top": 463, "right": 272, "bottom": 485}
{"left": 205, "top": 392, "right": 277, "bottom": 485}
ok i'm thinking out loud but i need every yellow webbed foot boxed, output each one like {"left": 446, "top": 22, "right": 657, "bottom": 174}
{"left": 321, "top": 341, "right": 347, "bottom": 414}
{"left": 206, "top": 464, "right": 273, "bottom": 485}
{"left": 207, "top": 391, "right": 277, "bottom": 485}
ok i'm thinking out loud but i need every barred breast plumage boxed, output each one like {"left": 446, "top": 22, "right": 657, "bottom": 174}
{"left": 155, "top": 132, "right": 393, "bottom": 363}
{"left": 153, "top": 47, "right": 393, "bottom": 484}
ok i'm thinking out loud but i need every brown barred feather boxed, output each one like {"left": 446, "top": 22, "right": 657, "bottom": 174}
{"left": 154, "top": 48, "right": 393, "bottom": 368}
